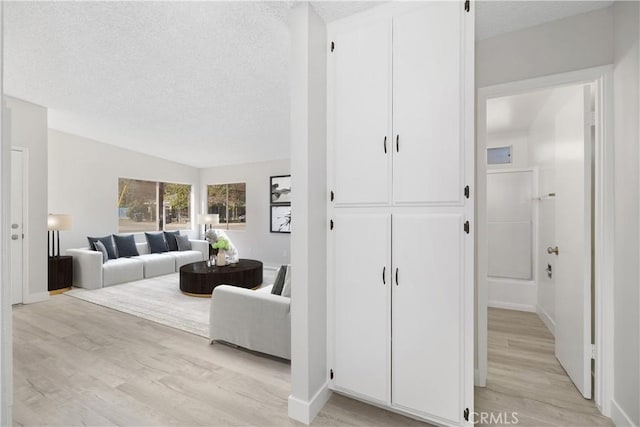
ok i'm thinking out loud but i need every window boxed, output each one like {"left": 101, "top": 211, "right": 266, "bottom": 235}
{"left": 118, "top": 178, "right": 192, "bottom": 232}
{"left": 487, "top": 146, "right": 512, "bottom": 165}
{"left": 207, "top": 183, "right": 246, "bottom": 230}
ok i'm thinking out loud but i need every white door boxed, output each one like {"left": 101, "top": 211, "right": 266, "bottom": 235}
{"left": 11, "top": 149, "right": 24, "bottom": 304}
{"left": 392, "top": 3, "right": 463, "bottom": 205}
{"left": 330, "top": 16, "right": 391, "bottom": 206}
{"left": 392, "top": 213, "right": 465, "bottom": 424}
{"left": 554, "top": 85, "right": 591, "bottom": 398}
{"left": 331, "top": 213, "right": 391, "bottom": 403}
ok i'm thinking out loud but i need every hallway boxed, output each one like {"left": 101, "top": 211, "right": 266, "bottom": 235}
{"left": 475, "top": 308, "right": 613, "bottom": 426}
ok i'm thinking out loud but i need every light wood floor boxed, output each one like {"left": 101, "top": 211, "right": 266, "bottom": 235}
{"left": 12, "top": 295, "right": 424, "bottom": 426}
{"left": 475, "top": 308, "right": 613, "bottom": 427}
{"left": 12, "top": 297, "right": 613, "bottom": 426}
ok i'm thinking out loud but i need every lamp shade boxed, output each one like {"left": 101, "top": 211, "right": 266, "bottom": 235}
{"left": 47, "top": 214, "right": 73, "bottom": 231}
{"left": 198, "top": 214, "right": 219, "bottom": 225}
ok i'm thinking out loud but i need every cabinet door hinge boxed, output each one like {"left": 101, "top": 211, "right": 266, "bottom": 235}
{"left": 464, "top": 185, "right": 470, "bottom": 199}
{"left": 330, "top": 41, "right": 335, "bottom": 52}
{"left": 330, "top": 219, "right": 334, "bottom": 230}
{"left": 464, "top": 408, "right": 469, "bottom": 421}
{"left": 330, "top": 369, "right": 334, "bottom": 380}
{"left": 464, "top": 221, "right": 470, "bottom": 234}
{"left": 464, "top": 0, "right": 470, "bottom": 12}
{"left": 330, "top": 190, "right": 334, "bottom": 202}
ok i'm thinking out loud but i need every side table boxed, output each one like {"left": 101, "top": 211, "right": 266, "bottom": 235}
{"left": 48, "top": 255, "right": 73, "bottom": 294}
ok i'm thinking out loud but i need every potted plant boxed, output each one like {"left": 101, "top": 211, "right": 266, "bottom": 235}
{"left": 212, "top": 238, "right": 230, "bottom": 266}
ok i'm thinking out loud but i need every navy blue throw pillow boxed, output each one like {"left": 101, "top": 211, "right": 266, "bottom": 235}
{"left": 271, "top": 265, "right": 288, "bottom": 295}
{"left": 163, "top": 230, "right": 180, "bottom": 251}
{"left": 145, "top": 232, "right": 168, "bottom": 254}
{"left": 113, "top": 234, "right": 139, "bottom": 258}
{"left": 87, "top": 235, "right": 117, "bottom": 260}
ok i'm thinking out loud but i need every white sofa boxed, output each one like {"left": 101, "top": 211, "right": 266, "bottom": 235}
{"left": 67, "top": 239, "right": 209, "bottom": 290}
{"left": 210, "top": 284, "right": 291, "bottom": 360}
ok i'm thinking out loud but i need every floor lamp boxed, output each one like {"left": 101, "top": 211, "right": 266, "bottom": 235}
{"left": 47, "top": 214, "right": 73, "bottom": 257}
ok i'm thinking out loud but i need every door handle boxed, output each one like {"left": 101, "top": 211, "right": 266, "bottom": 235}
{"left": 395, "top": 268, "right": 399, "bottom": 286}
{"left": 396, "top": 135, "right": 399, "bottom": 152}
{"left": 11, "top": 235, "right": 19, "bottom": 240}
{"left": 382, "top": 266, "right": 386, "bottom": 285}
{"left": 547, "top": 246, "right": 559, "bottom": 256}
{"left": 383, "top": 136, "right": 387, "bottom": 154}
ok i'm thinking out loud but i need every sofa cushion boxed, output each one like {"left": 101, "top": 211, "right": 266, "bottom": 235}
{"left": 102, "top": 257, "right": 144, "bottom": 287}
{"left": 145, "top": 232, "right": 169, "bottom": 254}
{"left": 176, "top": 234, "right": 192, "bottom": 251}
{"left": 137, "top": 253, "right": 175, "bottom": 278}
{"left": 113, "top": 234, "right": 139, "bottom": 257}
{"left": 92, "top": 241, "right": 109, "bottom": 264}
{"left": 171, "top": 250, "right": 205, "bottom": 270}
{"left": 88, "top": 235, "right": 117, "bottom": 260}
{"left": 271, "top": 265, "right": 287, "bottom": 295}
{"left": 164, "top": 230, "right": 180, "bottom": 251}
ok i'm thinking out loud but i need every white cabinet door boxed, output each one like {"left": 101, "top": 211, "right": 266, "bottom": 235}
{"left": 392, "top": 3, "right": 463, "bottom": 205}
{"left": 330, "top": 17, "right": 391, "bottom": 206}
{"left": 331, "top": 213, "right": 391, "bottom": 403}
{"left": 392, "top": 213, "right": 464, "bottom": 424}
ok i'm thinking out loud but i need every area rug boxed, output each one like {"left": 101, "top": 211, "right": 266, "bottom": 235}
{"left": 65, "top": 268, "right": 277, "bottom": 338}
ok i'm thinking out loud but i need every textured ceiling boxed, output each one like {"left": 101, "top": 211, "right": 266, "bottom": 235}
{"left": 4, "top": 1, "right": 614, "bottom": 168}
{"left": 475, "top": 0, "right": 613, "bottom": 40}
{"left": 5, "top": 1, "right": 293, "bottom": 168}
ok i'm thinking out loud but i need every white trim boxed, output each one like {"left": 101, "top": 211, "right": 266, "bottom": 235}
{"left": 22, "top": 291, "right": 49, "bottom": 305}
{"left": 476, "top": 65, "right": 615, "bottom": 418}
{"left": 536, "top": 304, "right": 556, "bottom": 336}
{"left": 487, "top": 301, "right": 536, "bottom": 313}
{"left": 10, "top": 147, "right": 29, "bottom": 305}
{"left": 611, "top": 399, "right": 638, "bottom": 427}
{"left": 287, "top": 383, "right": 331, "bottom": 425}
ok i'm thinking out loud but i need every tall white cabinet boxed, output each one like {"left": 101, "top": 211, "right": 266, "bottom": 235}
{"left": 327, "top": 2, "right": 474, "bottom": 426}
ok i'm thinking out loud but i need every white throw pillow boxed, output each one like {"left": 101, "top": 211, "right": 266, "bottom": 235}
{"left": 282, "top": 264, "right": 291, "bottom": 298}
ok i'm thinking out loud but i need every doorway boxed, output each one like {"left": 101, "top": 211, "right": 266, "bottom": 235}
{"left": 10, "top": 148, "right": 27, "bottom": 305}
{"left": 476, "top": 66, "right": 615, "bottom": 418}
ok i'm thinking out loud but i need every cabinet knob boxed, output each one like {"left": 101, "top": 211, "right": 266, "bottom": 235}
{"left": 395, "top": 267, "right": 399, "bottom": 286}
{"left": 382, "top": 266, "right": 386, "bottom": 285}
{"left": 383, "top": 136, "right": 387, "bottom": 154}
{"left": 396, "top": 135, "right": 400, "bottom": 152}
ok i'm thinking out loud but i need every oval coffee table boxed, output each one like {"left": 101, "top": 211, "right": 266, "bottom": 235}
{"left": 179, "top": 259, "right": 263, "bottom": 297}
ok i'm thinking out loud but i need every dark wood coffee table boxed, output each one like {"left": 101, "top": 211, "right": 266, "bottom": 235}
{"left": 179, "top": 259, "right": 263, "bottom": 297}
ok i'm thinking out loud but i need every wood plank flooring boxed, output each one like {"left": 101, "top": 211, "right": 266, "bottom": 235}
{"left": 475, "top": 308, "right": 613, "bottom": 426}
{"left": 12, "top": 297, "right": 613, "bottom": 426}
{"left": 12, "top": 295, "right": 424, "bottom": 426}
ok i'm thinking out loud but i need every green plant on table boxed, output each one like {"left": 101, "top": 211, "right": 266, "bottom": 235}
{"left": 211, "top": 238, "right": 230, "bottom": 251}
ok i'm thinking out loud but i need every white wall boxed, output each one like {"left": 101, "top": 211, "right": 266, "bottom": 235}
{"left": 612, "top": 2, "right": 639, "bottom": 425}
{"left": 288, "top": 2, "right": 328, "bottom": 424}
{"left": 48, "top": 130, "right": 200, "bottom": 253}
{"left": 477, "top": 6, "right": 613, "bottom": 87}
{"left": 199, "top": 159, "right": 290, "bottom": 267}
{"left": 6, "top": 97, "right": 48, "bottom": 304}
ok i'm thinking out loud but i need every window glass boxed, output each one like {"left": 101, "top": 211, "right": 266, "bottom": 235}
{"left": 207, "top": 183, "right": 247, "bottom": 230}
{"left": 118, "top": 178, "right": 192, "bottom": 232}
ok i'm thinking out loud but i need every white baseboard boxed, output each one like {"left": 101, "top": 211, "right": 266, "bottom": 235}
{"left": 23, "top": 291, "right": 49, "bottom": 304}
{"left": 611, "top": 399, "right": 637, "bottom": 427}
{"left": 536, "top": 304, "right": 556, "bottom": 336}
{"left": 488, "top": 300, "right": 536, "bottom": 313}
{"left": 288, "top": 382, "right": 331, "bottom": 425}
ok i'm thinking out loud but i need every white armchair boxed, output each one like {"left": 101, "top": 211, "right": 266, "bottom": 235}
{"left": 210, "top": 284, "right": 291, "bottom": 360}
